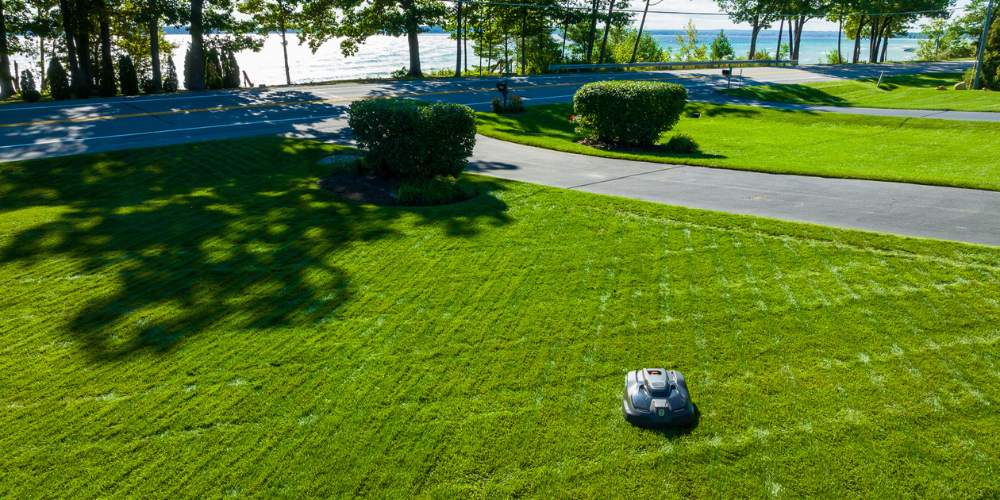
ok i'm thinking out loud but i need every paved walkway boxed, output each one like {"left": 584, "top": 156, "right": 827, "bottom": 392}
{"left": 469, "top": 135, "right": 1000, "bottom": 246}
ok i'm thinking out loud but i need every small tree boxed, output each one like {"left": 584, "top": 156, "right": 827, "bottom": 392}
{"left": 163, "top": 54, "right": 179, "bottom": 92}
{"left": 222, "top": 50, "right": 241, "bottom": 88}
{"left": 205, "top": 48, "right": 224, "bottom": 89}
{"left": 98, "top": 53, "right": 117, "bottom": 97}
{"left": 46, "top": 59, "right": 72, "bottom": 100}
{"left": 675, "top": 20, "right": 707, "bottom": 61}
{"left": 983, "top": 13, "right": 1000, "bottom": 90}
{"left": 710, "top": 30, "right": 735, "bottom": 60}
{"left": 20, "top": 70, "right": 42, "bottom": 102}
{"left": 184, "top": 47, "right": 195, "bottom": 90}
{"left": 119, "top": 55, "right": 140, "bottom": 96}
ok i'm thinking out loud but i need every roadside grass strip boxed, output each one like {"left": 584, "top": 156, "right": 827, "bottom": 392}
{"left": 721, "top": 72, "right": 1000, "bottom": 112}
{"left": 477, "top": 102, "right": 1000, "bottom": 191}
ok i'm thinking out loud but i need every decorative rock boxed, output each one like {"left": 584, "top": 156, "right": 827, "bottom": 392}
{"left": 317, "top": 154, "right": 362, "bottom": 166}
{"left": 936, "top": 85, "right": 946, "bottom": 90}
{"left": 954, "top": 81, "right": 968, "bottom": 91}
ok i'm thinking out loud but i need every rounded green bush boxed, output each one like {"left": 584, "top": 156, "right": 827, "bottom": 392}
{"left": 664, "top": 133, "right": 699, "bottom": 154}
{"left": 349, "top": 98, "right": 477, "bottom": 180}
{"left": 573, "top": 80, "right": 687, "bottom": 147}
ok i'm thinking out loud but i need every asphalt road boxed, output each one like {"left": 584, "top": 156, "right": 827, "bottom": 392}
{"left": 0, "top": 61, "right": 979, "bottom": 161}
{"left": 3, "top": 60, "right": 997, "bottom": 245}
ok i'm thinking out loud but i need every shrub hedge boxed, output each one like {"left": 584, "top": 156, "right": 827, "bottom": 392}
{"left": 19, "top": 70, "right": 41, "bottom": 103}
{"left": 348, "top": 99, "right": 476, "bottom": 180}
{"left": 573, "top": 80, "right": 687, "bottom": 146}
{"left": 664, "top": 133, "right": 699, "bottom": 154}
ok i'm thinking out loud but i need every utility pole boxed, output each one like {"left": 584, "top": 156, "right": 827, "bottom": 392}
{"left": 630, "top": 0, "right": 651, "bottom": 63}
{"left": 973, "top": 0, "right": 996, "bottom": 90}
{"left": 455, "top": 0, "right": 463, "bottom": 77}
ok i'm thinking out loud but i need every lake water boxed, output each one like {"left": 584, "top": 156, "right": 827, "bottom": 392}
{"left": 11, "top": 30, "right": 922, "bottom": 87}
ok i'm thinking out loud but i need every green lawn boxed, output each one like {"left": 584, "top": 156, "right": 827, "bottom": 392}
{"left": 721, "top": 72, "right": 1000, "bottom": 112}
{"left": 2, "top": 138, "right": 999, "bottom": 497}
{"left": 476, "top": 103, "right": 1000, "bottom": 191}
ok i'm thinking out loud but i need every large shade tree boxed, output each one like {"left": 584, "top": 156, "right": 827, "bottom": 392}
{"left": 0, "top": 0, "right": 26, "bottom": 98}
{"left": 186, "top": 0, "right": 261, "bottom": 90}
{"left": 239, "top": 0, "right": 300, "bottom": 85}
{"left": 716, "top": 0, "right": 777, "bottom": 59}
{"left": 299, "top": 0, "right": 447, "bottom": 77}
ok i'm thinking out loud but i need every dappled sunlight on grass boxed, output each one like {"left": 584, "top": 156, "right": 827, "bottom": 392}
{"left": 0, "top": 137, "right": 509, "bottom": 358}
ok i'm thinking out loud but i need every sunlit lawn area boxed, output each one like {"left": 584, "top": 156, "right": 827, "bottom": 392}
{"left": 476, "top": 102, "right": 1000, "bottom": 191}
{"left": 1, "top": 137, "right": 999, "bottom": 496}
{"left": 721, "top": 72, "right": 1000, "bottom": 112}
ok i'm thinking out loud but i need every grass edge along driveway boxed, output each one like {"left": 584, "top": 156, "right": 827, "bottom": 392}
{"left": 719, "top": 72, "right": 1000, "bottom": 112}
{"left": 1, "top": 136, "right": 999, "bottom": 496}
{"left": 476, "top": 102, "right": 1000, "bottom": 191}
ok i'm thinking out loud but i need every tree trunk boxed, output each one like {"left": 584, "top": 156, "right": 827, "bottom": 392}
{"left": 585, "top": 0, "right": 599, "bottom": 63}
{"left": 792, "top": 16, "right": 806, "bottom": 61}
{"left": 98, "top": 1, "right": 115, "bottom": 96}
{"left": 852, "top": 15, "right": 865, "bottom": 63}
{"left": 598, "top": 0, "right": 614, "bottom": 64}
{"left": 149, "top": 18, "right": 162, "bottom": 91}
{"left": 879, "top": 21, "right": 892, "bottom": 63}
{"left": 40, "top": 36, "right": 47, "bottom": 89}
{"left": 868, "top": 17, "right": 880, "bottom": 63}
{"left": 455, "top": 0, "right": 463, "bottom": 77}
{"left": 279, "top": 0, "right": 291, "bottom": 85}
{"left": 787, "top": 17, "right": 793, "bottom": 58}
{"left": 504, "top": 32, "right": 509, "bottom": 74}
{"left": 519, "top": 7, "right": 526, "bottom": 74}
{"left": 630, "top": 0, "right": 650, "bottom": 63}
{"left": 0, "top": 0, "right": 12, "bottom": 99}
{"left": 58, "top": 0, "right": 82, "bottom": 95}
{"left": 748, "top": 19, "right": 759, "bottom": 59}
{"left": 837, "top": 16, "right": 843, "bottom": 63}
{"left": 775, "top": 17, "right": 784, "bottom": 60}
{"left": 403, "top": 0, "right": 422, "bottom": 77}
{"left": 561, "top": 17, "right": 568, "bottom": 63}
{"left": 189, "top": 0, "right": 206, "bottom": 90}
{"left": 74, "top": 4, "right": 94, "bottom": 96}
{"left": 486, "top": 20, "right": 493, "bottom": 74}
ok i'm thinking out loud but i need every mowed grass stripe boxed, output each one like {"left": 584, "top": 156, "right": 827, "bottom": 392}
{"left": 1, "top": 136, "right": 999, "bottom": 496}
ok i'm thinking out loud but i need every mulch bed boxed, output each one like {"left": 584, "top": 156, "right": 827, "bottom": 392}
{"left": 318, "top": 173, "right": 399, "bottom": 206}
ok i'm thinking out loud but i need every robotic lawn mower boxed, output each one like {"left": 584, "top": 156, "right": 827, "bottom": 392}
{"left": 622, "top": 368, "right": 696, "bottom": 427}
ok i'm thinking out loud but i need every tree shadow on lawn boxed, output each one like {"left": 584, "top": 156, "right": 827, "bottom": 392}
{"left": 720, "top": 83, "right": 850, "bottom": 106}
{"left": 0, "top": 137, "right": 510, "bottom": 360}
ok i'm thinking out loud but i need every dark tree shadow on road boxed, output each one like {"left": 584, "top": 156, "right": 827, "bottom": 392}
{"left": 0, "top": 137, "right": 510, "bottom": 360}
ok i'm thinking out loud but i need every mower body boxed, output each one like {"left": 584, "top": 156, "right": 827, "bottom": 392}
{"left": 622, "top": 368, "right": 695, "bottom": 427}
